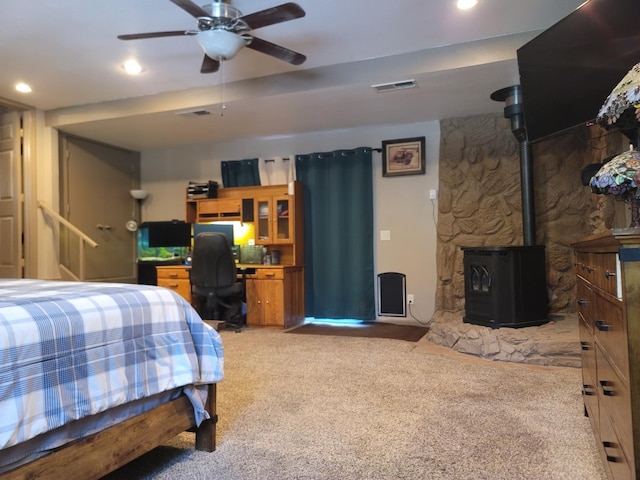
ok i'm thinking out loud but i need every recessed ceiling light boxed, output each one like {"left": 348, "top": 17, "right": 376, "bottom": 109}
{"left": 457, "top": 0, "right": 478, "bottom": 9}
{"left": 15, "top": 82, "right": 32, "bottom": 93}
{"left": 122, "top": 59, "right": 143, "bottom": 75}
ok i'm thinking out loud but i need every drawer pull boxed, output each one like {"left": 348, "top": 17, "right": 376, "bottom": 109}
{"left": 582, "top": 384, "right": 596, "bottom": 396}
{"left": 264, "top": 272, "right": 276, "bottom": 277}
{"left": 168, "top": 283, "right": 179, "bottom": 288}
{"left": 595, "top": 320, "right": 610, "bottom": 332}
{"left": 169, "top": 274, "right": 179, "bottom": 278}
{"left": 599, "top": 380, "right": 615, "bottom": 396}
{"left": 602, "top": 441, "right": 621, "bottom": 463}
{"left": 580, "top": 341, "right": 591, "bottom": 351}
{"left": 577, "top": 299, "right": 588, "bottom": 306}
{"left": 604, "top": 270, "right": 616, "bottom": 279}
{"left": 582, "top": 264, "right": 594, "bottom": 273}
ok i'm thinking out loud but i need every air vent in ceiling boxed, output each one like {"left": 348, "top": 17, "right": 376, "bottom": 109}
{"left": 175, "top": 109, "right": 212, "bottom": 117}
{"left": 371, "top": 79, "right": 417, "bottom": 93}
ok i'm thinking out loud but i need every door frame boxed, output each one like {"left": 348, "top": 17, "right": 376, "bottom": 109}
{"left": 0, "top": 98, "right": 36, "bottom": 279}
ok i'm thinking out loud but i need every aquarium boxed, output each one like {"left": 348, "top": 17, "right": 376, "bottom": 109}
{"left": 137, "top": 221, "right": 190, "bottom": 261}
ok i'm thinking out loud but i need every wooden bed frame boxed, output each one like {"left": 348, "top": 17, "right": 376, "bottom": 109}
{"left": 2, "top": 383, "right": 217, "bottom": 480}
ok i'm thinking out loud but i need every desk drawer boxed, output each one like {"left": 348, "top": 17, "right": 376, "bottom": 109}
{"left": 253, "top": 268, "right": 284, "bottom": 280}
{"left": 157, "top": 278, "right": 191, "bottom": 302}
{"left": 157, "top": 267, "right": 190, "bottom": 280}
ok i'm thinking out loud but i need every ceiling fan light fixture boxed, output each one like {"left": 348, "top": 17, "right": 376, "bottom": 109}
{"left": 122, "top": 59, "right": 144, "bottom": 75}
{"left": 197, "top": 29, "right": 247, "bottom": 60}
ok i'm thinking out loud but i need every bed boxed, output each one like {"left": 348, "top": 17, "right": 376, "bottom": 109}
{"left": 0, "top": 279, "right": 224, "bottom": 479}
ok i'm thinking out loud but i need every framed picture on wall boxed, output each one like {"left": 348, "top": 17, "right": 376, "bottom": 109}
{"left": 381, "top": 136, "right": 426, "bottom": 177}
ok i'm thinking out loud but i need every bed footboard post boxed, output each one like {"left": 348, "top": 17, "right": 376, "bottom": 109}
{"left": 195, "top": 383, "right": 218, "bottom": 452}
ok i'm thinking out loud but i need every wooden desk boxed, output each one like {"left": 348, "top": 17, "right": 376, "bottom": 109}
{"left": 155, "top": 264, "right": 304, "bottom": 329}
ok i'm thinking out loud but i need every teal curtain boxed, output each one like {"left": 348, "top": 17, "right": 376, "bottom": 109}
{"left": 221, "top": 158, "right": 260, "bottom": 187}
{"left": 295, "top": 147, "right": 375, "bottom": 320}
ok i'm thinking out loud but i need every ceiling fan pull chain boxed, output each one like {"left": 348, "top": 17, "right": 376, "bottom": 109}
{"left": 220, "top": 60, "right": 227, "bottom": 117}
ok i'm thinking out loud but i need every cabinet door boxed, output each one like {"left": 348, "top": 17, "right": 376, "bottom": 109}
{"left": 245, "top": 278, "right": 284, "bottom": 326}
{"left": 254, "top": 195, "right": 294, "bottom": 244}
{"left": 273, "top": 195, "right": 293, "bottom": 243}
{"left": 255, "top": 198, "right": 271, "bottom": 244}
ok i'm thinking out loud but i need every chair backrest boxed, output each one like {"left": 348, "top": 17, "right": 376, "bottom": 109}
{"left": 191, "top": 232, "right": 237, "bottom": 289}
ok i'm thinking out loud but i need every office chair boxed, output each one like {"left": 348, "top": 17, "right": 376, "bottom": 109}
{"left": 191, "top": 232, "right": 244, "bottom": 332}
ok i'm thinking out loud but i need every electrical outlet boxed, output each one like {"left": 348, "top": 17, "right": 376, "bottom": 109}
{"left": 429, "top": 189, "right": 437, "bottom": 200}
{"left": 407, "top": 294, "right": 415, "bottom": 304}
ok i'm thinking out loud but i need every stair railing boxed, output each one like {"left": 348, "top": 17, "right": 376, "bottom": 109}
{"left": 37, "top": 201, "right": 99, "bottom": 281}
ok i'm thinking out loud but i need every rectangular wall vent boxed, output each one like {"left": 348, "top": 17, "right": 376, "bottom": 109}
{"left": 371, "top": 79, "right": 416, "bottom": 93}
{"left": 175, "top": 109, "right": 212, "bottom": 117}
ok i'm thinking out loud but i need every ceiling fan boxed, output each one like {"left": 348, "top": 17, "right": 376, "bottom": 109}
{"left": 118, "top": 0, "right": 306, "bottom": 74}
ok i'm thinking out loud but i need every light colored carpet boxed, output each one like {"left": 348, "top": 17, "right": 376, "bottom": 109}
{"left": 106, "top": 328, "right": 606, "bottom": 480}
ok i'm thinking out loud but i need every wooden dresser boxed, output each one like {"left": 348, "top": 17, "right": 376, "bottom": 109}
{"left": 573, "top": 229, "right": 640, "bottom": 480}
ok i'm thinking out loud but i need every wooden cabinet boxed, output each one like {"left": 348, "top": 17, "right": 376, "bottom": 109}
{"left": 573, "top": 229, "right": 640, "bottom": 480}
{"left": 186, "top": 183, "right": 305, "bottom": 328}
{"left": 245, "top": 266, "right": 304, "bottom": 328}
{"left": 186, "top": 182, "right": 304, "bottom": 266}
{"left": 156, "top": 265, "right": 192, "bottom": 304}
{"left": 193, "top": 197, "right": 243, "bottom": 223}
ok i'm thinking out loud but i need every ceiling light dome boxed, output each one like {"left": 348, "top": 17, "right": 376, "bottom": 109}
{"left": 197, "top": 29, "right": 247, "bottom": 60}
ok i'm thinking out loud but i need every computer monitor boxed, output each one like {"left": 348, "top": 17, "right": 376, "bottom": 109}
{"left": 193, "top": 223, "right": 234, "bottom": 246}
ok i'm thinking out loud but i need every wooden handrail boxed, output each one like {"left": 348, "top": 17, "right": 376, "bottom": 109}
{"left": 38, "top": 201, "right": 99, "bottom": 281}
{"left": 38, "top": 201, "right": 98, "bottom": 248}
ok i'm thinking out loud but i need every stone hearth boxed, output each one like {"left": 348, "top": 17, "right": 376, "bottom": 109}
{"left": 424, "top": 310, "right": 580, "bottom": 368}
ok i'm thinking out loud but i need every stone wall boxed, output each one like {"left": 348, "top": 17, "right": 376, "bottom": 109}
{"left": 435, "top": 113, "right": 625, "bottom": 315}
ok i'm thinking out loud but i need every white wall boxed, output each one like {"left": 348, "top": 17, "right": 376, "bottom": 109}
{"left": 34, "top": 114, "right": 62, "bottom": 280}
{"left": 141, "top": 121, "right": 440, "bottom": 324}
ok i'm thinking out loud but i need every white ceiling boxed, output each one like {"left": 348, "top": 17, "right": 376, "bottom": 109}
{"left": 1, "top": 0, "right": 584, "bottom": 151}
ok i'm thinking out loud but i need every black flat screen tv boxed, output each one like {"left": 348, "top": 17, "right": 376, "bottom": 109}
{"left": 517, "top": 0, "right": 640, "bottom": 143}
{"left": 145, "top": 221, "right": 192, "bottom": 248}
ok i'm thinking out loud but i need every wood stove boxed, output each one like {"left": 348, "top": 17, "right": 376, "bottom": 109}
{"left": 462, "top": 246, "right": 549, "bottom": 328}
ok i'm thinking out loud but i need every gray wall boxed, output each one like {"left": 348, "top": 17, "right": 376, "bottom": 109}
{"left": 141, "top": 121, "right": 441, "bottom": 324}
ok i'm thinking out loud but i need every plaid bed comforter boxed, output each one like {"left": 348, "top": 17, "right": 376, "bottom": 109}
{"left": 0, "top": 279, "right": 224, "bottom": 451}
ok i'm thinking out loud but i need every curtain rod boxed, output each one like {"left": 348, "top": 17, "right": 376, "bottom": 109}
{"left": 263, "top": 157, "right": 290, "bottom": 163}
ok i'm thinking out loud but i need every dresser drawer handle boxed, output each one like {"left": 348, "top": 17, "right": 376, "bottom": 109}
{"left": 580, "top": 341, "right": 591, "bottom": 351}
{"left": 599, "top": 380, "right": 615, "bottom": 396}
{"left": 595, "top": 320, "right": 610, "bottom": 332}
{"left": 582, "top": 384, "right": 596, "bottom": 396}
{"left": 602, "top": 441, "right": 621, "bottom": 463}
{"left": 604, "top": 270, "right": 616, "bottom": 279}
{"left": 168, "top": 283, "right": 179, "bottom": 288}
{"left": 582, "top": 264, "right": 594, "bottom": 273}
{"left": 169, "top": 273, "right": 179, "bottom": 278}
{"left": 577, "top": 299, "right": 588, "bottom": 306}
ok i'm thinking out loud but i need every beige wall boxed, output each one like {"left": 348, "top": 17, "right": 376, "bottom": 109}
{"left": 141, "top": 121, "right": 441, "bottom": 324}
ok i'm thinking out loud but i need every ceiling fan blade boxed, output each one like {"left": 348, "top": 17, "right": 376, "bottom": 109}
{"left": 169, "top": 0, "right": 210, "bottom": 18}
{"left": 240, "top": 3, "right": 305, "bottom": 30}
{"left": 201, "top": 55, "right": 220, "bottom": 74}
{"left": 246, "top": 36, "right": 306, "bottom": 65}
{"left": 118, "top": 30, "right": 195, "bottom": 40}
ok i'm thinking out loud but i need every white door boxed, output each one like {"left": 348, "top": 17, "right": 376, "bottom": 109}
{"left": 0, "top": 111, "right": 22, "bottom": 278}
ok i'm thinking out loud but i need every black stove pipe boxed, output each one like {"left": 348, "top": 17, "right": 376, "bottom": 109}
{"left": 491, "top": 85, "right": 536, "bottom": 246}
